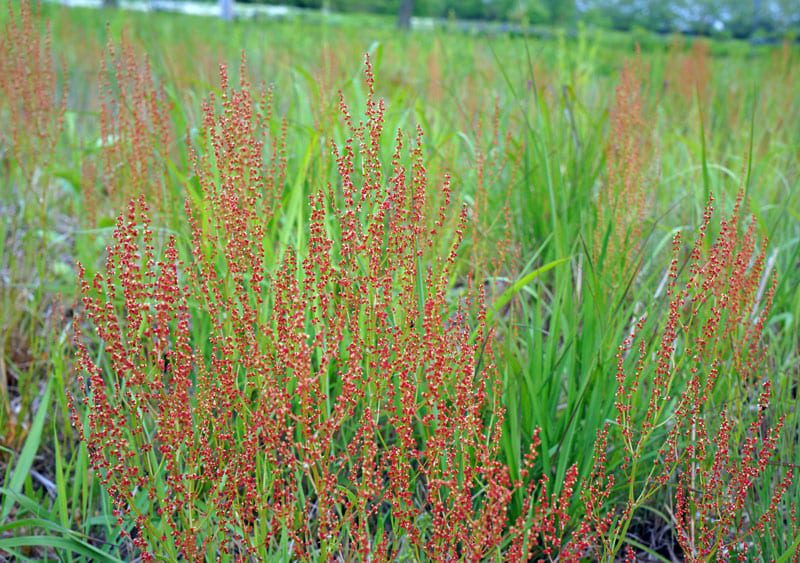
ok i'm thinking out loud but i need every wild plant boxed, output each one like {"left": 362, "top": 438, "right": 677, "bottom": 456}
{"left": 0, "top": 0, "right": 67, "bottom": 455}
{"left": 666, "top": 38, "right": 711, "bottom": 108}
{"left": 592, "top": 193, "right": 793, "bottom": 560}
{"left": 0, "top": 0, "right": 65, "bottom": 185}
{"left": 72, "top": 56, "right": 596, "bottom": 560}
{"left": 92, "top": 33, "right": 172, "bottom": 219}
{"left": 594, "top": 55, "right": 652, "bottom": 281}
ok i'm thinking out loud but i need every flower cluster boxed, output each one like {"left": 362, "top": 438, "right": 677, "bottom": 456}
{"left": 594, "top": 54, "right": 651, "bottom": 277}
{"left": 0, "top": 1, "right": 65, "bottom": 182}
{"left": 667, "top": 38, "right": 711, "bottom": 107}
{"left": 93, "top": 34, "right": 172, "bottom": 216}
{"left": 601, "top": 192, "right": 791, "bottom": 559}
{"left": 73, "top": 56, "right": 588, "bottom": 560}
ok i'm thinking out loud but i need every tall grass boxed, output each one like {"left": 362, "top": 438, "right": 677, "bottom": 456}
{"left": 1, "top": 1, "right": 798, "bottom": 560}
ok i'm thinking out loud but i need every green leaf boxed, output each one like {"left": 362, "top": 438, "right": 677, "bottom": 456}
{"left": 0, "top": 535, "right": 122, "bottom": 562}
{"left": 1, "top": 379, "right": 52, "bottom": 521}
{"left": 486, "top": 256, "right": 570, "bottom": 325}
{"left": 776, "top": 534, "right": 800, "bottom": 563}
{"left": 53, "top": 425, "right": 70, "bottom": 532}
{"left": 697, "top": 89, "right": 711, "bottom": 205}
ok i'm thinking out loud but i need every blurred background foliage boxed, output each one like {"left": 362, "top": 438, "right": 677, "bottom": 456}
{"left": 225, "top": 0, "right": 800, "bottom": 40}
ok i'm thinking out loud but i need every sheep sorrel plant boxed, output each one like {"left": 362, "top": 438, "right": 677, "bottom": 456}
{"left": 593, "top": 54, "right": 652, "bottom": 280}
{"left": 0, "top": 0, "right": 67, "bottom": 455}
{"left": 589, "top": 192, "right": 794, "bottom": 560}
{"left": 72, "top": 56, "right": 594, "bottom": 561}
{"left": 0, "top": 0, "right": 65, "bottom": 183}
{"left": 92, "top": 32, "right": 173, "bottom": 219}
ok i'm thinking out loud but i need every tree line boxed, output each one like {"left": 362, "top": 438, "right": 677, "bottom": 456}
{"left": 102, "top": 0, "right": 800, "bottom": 39}
{"left": 272, "top": 0, "right": 799, "bottom": 38}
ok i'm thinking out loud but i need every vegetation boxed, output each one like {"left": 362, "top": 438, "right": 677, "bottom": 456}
{"left": 1, "top": 1, "right": 798, "bottom": 560}
{"left": 234, "top": 0, "right": 800, "bottom": 40}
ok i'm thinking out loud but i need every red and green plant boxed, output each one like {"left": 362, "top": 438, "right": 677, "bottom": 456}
{"left": 1, "top": 4, "right": 796, "bottom": 561}
{"left": 72, "top": 57, "right": 604, "bottom": 560}
{"left": 592, "top": 193, "right": 793, "bottom": 560}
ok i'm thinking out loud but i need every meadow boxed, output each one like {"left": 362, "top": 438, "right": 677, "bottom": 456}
{"left": 0, "top": 2, "right": 799, "bottom": 560}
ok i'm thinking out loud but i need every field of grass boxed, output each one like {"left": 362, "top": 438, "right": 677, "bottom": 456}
{"left": 1, "top": 1, "right": 799, "bottom": 560}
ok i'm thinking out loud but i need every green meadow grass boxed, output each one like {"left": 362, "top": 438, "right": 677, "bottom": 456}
{"left": 1, "top": 2, "right": 798, "bottom": 559}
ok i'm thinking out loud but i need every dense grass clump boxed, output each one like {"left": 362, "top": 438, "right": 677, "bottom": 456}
{"left": 1, "top": 2, "right": 798, "bottom": 560}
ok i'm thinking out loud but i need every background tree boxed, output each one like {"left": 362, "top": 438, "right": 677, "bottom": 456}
{"left": 542, "top": 0, "right": 575, "bottom": 25}
{"left": 398, "top": 0, "right": 413, "bottom": 29}
{"left": 220, "top": 0, "right": 234, "bottom": 20}
{"left": 121, "top": 0, "right": 800, "bottom": 38}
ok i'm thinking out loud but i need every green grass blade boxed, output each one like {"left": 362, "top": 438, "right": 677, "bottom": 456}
{"left": 776, "top": 534, "right": 800, "bottom": 563}
{"left": 1, "top": 378, "right": 52, "bottom": 521}
{"left": 486, "top": 257, "right": 570, "bottom": 325}
{"left": 0, "top": 534, "right": 122, "bottom": 562}
{"left": 53, "top": 425, "right": 70, "bottom": 533}
{"left": 697, "top": 88, "right": 711, "bottom": 205}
